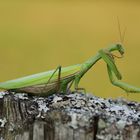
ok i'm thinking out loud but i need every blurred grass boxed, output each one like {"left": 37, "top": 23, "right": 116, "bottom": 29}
{"left": 0, "top": 1, "right": 140, "bottom": 101}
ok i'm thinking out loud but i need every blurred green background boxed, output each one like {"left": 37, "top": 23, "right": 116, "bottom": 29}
{"left": 0, "top": 1, "right": 140, "bottom": 101}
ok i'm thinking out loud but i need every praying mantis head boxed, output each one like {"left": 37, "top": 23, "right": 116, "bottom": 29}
{"left": 116, "top": 43, "right": 124, "bottom": 56}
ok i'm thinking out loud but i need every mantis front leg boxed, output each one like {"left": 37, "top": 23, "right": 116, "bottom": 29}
{"left": 107, "top": 64, "right": 140, "bottom": 93}
{"left": 99, "top": 49, "right": 140, "bottom": 93}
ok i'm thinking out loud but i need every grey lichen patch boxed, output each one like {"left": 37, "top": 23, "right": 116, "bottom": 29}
{"left": 40, "top": 93, "right": 140, "bottom": 124}
{"left": 0, "top": 91, "right": 9, "bottom": 98}
{"left": 32, "top": 92, "right": 140, "bottom": 135}
{"left": 1, "top": 92, "right": 140, "bottom": 126}
{"left": 98, "top": 119, "right": 106, "bottom": 129}
{"left": 0, "top": 118, "right": 7, "bottom": 127}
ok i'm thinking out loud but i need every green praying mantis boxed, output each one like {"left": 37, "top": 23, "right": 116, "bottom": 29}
{"left": 0, "top": 43, "right": 140, "bottom": 96}
{"left": 0, "top": 20, "right": 140, "bottom": 96}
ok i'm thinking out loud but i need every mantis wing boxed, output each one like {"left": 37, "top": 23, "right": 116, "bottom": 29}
{"left": 0, "top": 64, "right": 81, "bottom": 89}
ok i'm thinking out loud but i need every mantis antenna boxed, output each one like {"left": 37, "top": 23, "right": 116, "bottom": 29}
{"left": 106, "top": 18, "right": 126, "bottom": 60}
{"left": 109, "top": 17, "right": 126, "bottom": 59}
{"left": 117, "top": 17, "right": 126, "bottom": 44}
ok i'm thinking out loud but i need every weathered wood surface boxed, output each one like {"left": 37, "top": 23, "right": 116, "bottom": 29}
{"left": 0, "top": 91, "right": 140, "bottom": 140}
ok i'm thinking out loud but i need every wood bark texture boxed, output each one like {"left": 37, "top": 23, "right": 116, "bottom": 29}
{"left": 0, "top": 91, "right": 140, "bottom": 140}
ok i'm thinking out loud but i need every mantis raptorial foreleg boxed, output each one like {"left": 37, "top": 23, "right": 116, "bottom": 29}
{"left": 99, "top": 49, "right": 122, "bottom": 80}
{"left": 107, "top": 64, "right": 140, "bottom": 93}
{"left": 99, "top": 49, "right": 140, "bottom": 93}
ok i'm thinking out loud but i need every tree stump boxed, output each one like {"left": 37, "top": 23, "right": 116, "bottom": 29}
{"left": 0, "top": 91, "right": 140, "bottom": 140}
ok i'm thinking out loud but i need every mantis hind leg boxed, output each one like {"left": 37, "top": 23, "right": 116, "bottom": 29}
{"left": 56, "top": 66, "right": 61, "bottom": 92}
{"left": 74, "top": 76, "right": 86, "bottom": 93}
{"left": 66, "top": 80, "right": 74, "bottom": 93}
{"left": 38, "top": 65, "right": 62, "bottom": 95}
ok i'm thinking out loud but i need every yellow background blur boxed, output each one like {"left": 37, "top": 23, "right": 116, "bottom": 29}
{"left": 0, "top": 1, "right": 140, "bottom": 102}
